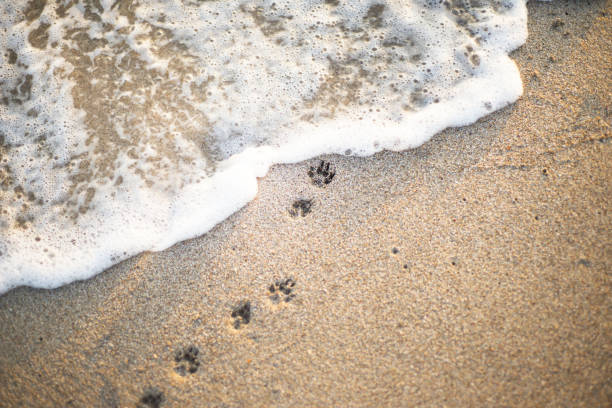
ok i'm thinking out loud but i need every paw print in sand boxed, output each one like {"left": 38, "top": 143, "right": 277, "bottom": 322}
{"left": 231, "top": 301, "right": 251, "bottom": 329}
{"left": 174, "top": 345, "right": 200, "bottom": 376}
{"left": 308, "top": 160, "right": 336, "bottom": 186}
{"left": 289, "top": 199, "right": 312, "bottom": 217}
{"left": 137, "top": 388, "right": 164, "bottom": 408}
{"left": 268, "top": 278, "right": 296, "bottom": 303}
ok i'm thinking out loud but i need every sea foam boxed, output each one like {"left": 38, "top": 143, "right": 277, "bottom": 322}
{"left": 0, "top": 0, "right": 528, "bottom": 293}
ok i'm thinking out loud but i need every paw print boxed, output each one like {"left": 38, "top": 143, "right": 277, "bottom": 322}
{"left": 289, "top": 199, "right": 313, "bottom": 217}
{"left": 231, "top": 301, "right": 251, "bottom": 329}
{"left": 173, "top": 345, "right": 200, "bottom": 376}
{"left": 268, "top": 278, "right": 296, "bottom": 303}
{"left": 308, "top": 160, "right": 336, "bottom": 186}
{"left": 137, "top": 388, "right": 164, "bottom": 408}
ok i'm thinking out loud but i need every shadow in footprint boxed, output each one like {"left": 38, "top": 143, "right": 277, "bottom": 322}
{"left": 231, "top": 301, "right": 251, "bottom": 329}
{"left": 174, "top": 345, "right": 200, "bottom": 376}
{"left": 308, "top": 160, "right": 336, "bottom": 186}
{"left": 269, "top": 278, "right": 296, "bottom": 303}
{"left": 289, "top": 199, "right": 313, "bottom": 217}
{"left": 137, "top": 388, "right": 163, "bottom": 408}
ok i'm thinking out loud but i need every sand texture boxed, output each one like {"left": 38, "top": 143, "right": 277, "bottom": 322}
{"left": 1, "top": 1, "right": 611, "bottom": 407}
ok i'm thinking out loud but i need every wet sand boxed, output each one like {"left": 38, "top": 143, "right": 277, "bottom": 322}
{"left": 1, "top": 1, "right": 610, "bottom": 407}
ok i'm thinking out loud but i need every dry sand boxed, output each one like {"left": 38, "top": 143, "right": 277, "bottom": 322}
{"left": 1, "top": 1, "right": 611, "bottom": 407}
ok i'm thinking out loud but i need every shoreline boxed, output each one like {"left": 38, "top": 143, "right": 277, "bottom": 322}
{"left": 1, "top": 1, "right": 610, "bottom": 407}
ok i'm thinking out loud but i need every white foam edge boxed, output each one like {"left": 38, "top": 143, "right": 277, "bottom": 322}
{"left": 0, "top": 50, "right": 523, "bottom": 294}
{"left": 167, "top": 55, "right": 524, "bottom": 249}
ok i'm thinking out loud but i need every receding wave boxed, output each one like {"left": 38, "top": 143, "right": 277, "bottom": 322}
{"left": 0, "top": 0, "right": 527, "bottom": 293}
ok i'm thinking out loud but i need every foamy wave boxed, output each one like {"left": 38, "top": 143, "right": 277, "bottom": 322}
{"left": 0, "top": 0, "right": 527, "bottom": 293}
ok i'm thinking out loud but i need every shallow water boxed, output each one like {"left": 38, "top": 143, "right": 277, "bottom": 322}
{"left": 0, "top": 0, "right": 527, "bottom": 293}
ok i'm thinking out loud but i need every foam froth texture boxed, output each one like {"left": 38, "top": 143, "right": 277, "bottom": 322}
{"left": 0, "top": 0, "right": 528, "bottom": 293}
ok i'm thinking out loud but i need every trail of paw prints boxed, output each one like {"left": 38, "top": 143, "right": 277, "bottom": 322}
{"left": 308, "top": 160, "right": 336, "bottom": 186}
{"left": 289, "top": 199, "right": 313, "bottom": 217}
{"left": 136, "top": 388, "right": 164, "bottom": 408}
{"left": 268, "top": 278, "right": 296, "bottom": 304}
{"left": 230, "top": 301, "right": 251, "bottom": 329}
{"left": 173, "top": 345, "right": 200, "bottom": 376}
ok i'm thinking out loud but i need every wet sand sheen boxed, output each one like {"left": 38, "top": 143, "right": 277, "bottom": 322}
{"left": 0, "top": 1, "right": 611, "bottom": 407}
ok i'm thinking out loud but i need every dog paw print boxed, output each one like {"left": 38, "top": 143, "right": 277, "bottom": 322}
{"left": 231, "top": 301, "right": 251, "bottom": 329}
{"left": 289, "top": 199, "right": 313, "bottom": 217}
{"left": 174, "top": 345, "right": 200, "bottom": 376}
{"left": 308, "top": 160, "right": 336, "bottom": 186}
{"left": 268, "top": 278, "right": 296, "bottom": 303}
{"left": 136, "top": 388, "right": 164, "bottom": 408}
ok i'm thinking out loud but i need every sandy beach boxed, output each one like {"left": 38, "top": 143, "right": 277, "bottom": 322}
{"left": 1, "top": 1, "right": 610, "bottom": 407}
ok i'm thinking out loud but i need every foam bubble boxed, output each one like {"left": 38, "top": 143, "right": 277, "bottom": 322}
{"left": 0, "top": 0, "right": 528, "bottom": 293}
